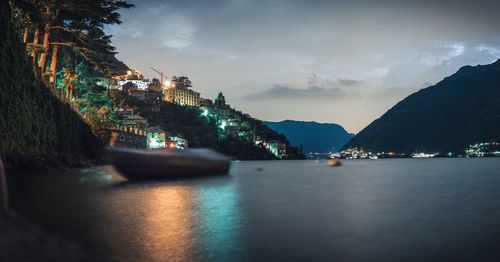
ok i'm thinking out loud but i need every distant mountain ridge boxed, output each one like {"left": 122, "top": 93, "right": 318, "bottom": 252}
{"left": 265, "top": 120, "right": 353, "bottom": 153}
{"left": 343, "top": 59, "right": 500, "bottom": 152}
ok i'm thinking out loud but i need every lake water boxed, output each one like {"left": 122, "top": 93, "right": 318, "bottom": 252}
{"left": 8, "top": 158, "right": 500, "bottom": 261}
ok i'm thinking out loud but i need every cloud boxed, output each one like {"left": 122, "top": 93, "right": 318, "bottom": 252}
{"left": 245, "top": 73, "right": 362, "bottom": 100}
{"left": 337, "top": 78, "right": 364, "bottom": 87}
{"left": 418, "top": 42, "right": 466, "bottom": 66}
{"left": 120, "top": 23, "right": 144, "bottom": 38}
{"left": 109, "top": 0, "right": 500, "bottom": 133}
{"left": 110, "top": 3, "right": 196, "bottom": 50}
{"left": 367, "top": 86, "right": 421, "bottom": 100}
{"left": 157, "top": 14, "right": 196, "bottom": 49}
{"left": 476, "top": 45, "right": 500, "bottom": 59}
{"left": 245, "top": 84, "right": 358, "bottom": 100}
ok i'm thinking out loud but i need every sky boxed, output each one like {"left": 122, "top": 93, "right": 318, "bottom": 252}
{"left": 105, "top": 0, "right": 500, "bottom": 133}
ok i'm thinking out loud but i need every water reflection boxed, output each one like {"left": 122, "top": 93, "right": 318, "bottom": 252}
{"left": 138, "top": 185, "right": 196, "bottom": 262}
{"left": 93, "top": 174, "right": 242, "bottom": 262}
{"left": 9, "top": 159, "right": 500, "bottom": 262}
{"left": 196, "top": 183, "right": 242, "bottom": 260}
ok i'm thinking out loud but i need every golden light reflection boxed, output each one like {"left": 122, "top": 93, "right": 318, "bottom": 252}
{"left": 139, "top": 185, "right": 196, "bottom": 262}
{"left": 96, "top": 176, "right": 241, "bottom": 261}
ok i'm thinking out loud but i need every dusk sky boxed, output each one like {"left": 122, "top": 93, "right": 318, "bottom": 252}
{"left": 106, "top": 0, "right": 500, "bottom": 133}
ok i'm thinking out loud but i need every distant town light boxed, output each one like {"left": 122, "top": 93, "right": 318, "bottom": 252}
{"left": 148, "top": 138, "right": 162, "bottom": 149}
{"left": 220, "top": 120, "right": 227, "bottom": 129}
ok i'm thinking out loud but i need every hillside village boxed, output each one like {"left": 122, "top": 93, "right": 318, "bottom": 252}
{"left": 0, "top": 0, "right": 306, "bottom": 162}
{"left": 75, "top": 62, "right": 302, "bottom": 160}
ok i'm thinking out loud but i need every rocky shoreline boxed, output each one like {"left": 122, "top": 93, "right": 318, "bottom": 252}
{"left": 3, "top": 154, "right": 105, "bottom": 173}
{"left": 0, "top": 158, "right": 99, "bottom": 262}
{"left": 0, "top": 211, "right": 95, "bottom": 262}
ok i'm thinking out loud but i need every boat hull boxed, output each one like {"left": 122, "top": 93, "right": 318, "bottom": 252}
{"left": 107, "top": 148, "right": 232, "bottom": 180}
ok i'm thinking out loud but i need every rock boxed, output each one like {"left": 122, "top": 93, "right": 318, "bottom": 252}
{"left": 0, "top": 158, "right": 7, "bottom": 212}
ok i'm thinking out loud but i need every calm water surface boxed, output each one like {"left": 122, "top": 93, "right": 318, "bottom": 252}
{"left": 8, "top": 158, "right": 500, "bottom": 261}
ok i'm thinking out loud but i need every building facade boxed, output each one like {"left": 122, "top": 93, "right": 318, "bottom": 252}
{"left": 165, "top": 87, "right": 200, "bottom": 107}
{"left": 113, "top": 69, "right": 150, "bottom": 90}
{"left": 199, "top": 98, "right": 213, "bottom": 107}
{"left": 110, "top": 126, "right": 147, "bottom": 149}
{"left": 129, "top": 89, "right": 162, "bottom": 104}
{"left": 127, "top": 89, "right": 162, "bottom": 112}
{"left": 122, "top": 115, "right": 149, "bottom": 129}
{"left": 118, "top": 79, "right": 150, "bottom": 90}
{"left": 146, "top": 127, "right": 167, "bottom": 150}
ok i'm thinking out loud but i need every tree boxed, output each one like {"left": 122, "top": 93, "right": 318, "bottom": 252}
{"left": 61, "top": 67, "right": 77, "bottom": 102}
{"left": 83, "top": 106, "right": 113, "bottom": 143}
{"left": 215, "top": 92, "right": 227, "bottom": 108}
{"left": 148, "top": 78, "right": 163, "bottom": 92}
{"left": 13, "top": 0, "right": 133, "bottom": 84}
{"left": 171, "top": 76, "right": 192, "bottom": 89}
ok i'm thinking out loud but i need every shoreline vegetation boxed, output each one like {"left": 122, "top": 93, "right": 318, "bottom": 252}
{"left": 1, "top": 2, "right": 105, "bottom": 171}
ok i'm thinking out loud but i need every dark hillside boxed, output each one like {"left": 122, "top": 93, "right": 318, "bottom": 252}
{"left": 343, "top": 60, "right": 500, "bottom": 153}
{"left": 0, "top": 3, "right": 102, "bottom": 169}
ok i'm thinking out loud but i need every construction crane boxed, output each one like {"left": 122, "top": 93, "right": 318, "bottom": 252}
{"left": 150, "top": 67, "right": 169, "bottom": 87}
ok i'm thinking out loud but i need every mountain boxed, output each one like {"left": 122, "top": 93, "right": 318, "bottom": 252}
{"left": 265, "top": 120, "right": 354, "bottom": 153}
{"left": 343, "top": 59, "right": 500, "bottom": 153}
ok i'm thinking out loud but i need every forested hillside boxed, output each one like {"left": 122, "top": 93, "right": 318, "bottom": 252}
{"left": 0, "top": 1, "right": 102, "bottom": 168}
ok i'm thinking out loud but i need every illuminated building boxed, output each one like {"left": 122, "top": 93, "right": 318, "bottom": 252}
{"left": 216, "top": 107, "right": 232, "bottom": 120}
{"left": 167, "top": 135, "right": 188, "bottom": 149}
{"left": 117, "top": 106, "right": 135, "bottom": 117}
{"left": 164, "top": 76, "right": 200, "bottom": 107}
{"left": 122, "top": 115, "right": 149, "bottom": 129}
{"left": 199, "top": 98, "right": 213, "bottom": 107}
{"left": 466, "top": 141, "right": 500, "bottom": 157}
{"left": 411, "top": 152, "right": 439, "bottom": 158}
{"left": 118, "top": 79, "right": 150, "bottom": 90}
{"left": 128, "top": 89, "right": 162, "bottom": 111}
{"left": 213, "top": 92, "right": 234, "bottom": 121}
{"left": 147, "top": 127, "right": 167, "bottom": 150}
{"left": 110, "top": 126, "right": 147, "bottom": 149}
{"left": 200, "top": 106, "right": 215, "bottom": 118}
{"left": 113, "top": 69, "right": 150, "bottom": 90}
{"left": 112, "top": 69, "right": 144, "bottom": 81}
{"left": 110, "top": 125, "right": 188, "bottom": 151}
{"left": 165, "top": 87, "right": 200, "bottom": 107}
{"left": 224, "top": 125, "right": 240, "bottom": 137}
{"left": 255, "top": 140, "right": 287, "bottom": 159}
